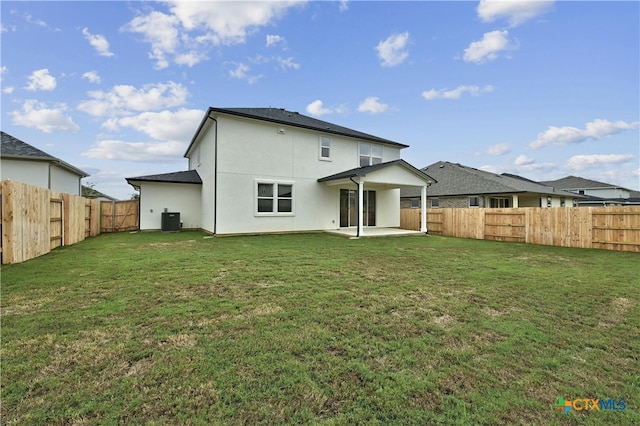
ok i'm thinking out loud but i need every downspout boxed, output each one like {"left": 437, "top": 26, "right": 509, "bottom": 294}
{"left": 212, "top": 116, "right": 218, "bottom": 235}
{"left": 349, "top": 176, "right": 360, "bottom": 238}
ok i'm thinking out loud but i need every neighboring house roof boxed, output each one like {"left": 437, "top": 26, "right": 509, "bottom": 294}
{"left": 185, "top": 107, "right": 408, "bottom": 156}
{"left": 82, "top": 185, "right": 118, "bottom": 201}
{"left": 539, "top": 175, "right": 634, "bottom": 191}
{"left": 126, "top": 170, "right": 202, "bottom": 185}
{"left": 401, "top": 161, "right": 580, "bottom": 198}
{"left": 1, "top": 131, "right": 89, "bottom": 177}
{"left": 540, "top": 175, "right": 640, "bottom": 205}
{"left": 318, "top": 159, "right": 436, "bottom": 184}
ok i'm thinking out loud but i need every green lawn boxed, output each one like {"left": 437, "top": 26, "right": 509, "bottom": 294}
{"left": 1, "top": 231, "right": 638, "bottom": 425}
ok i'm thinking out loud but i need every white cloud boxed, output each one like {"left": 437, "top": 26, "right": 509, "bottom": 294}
{"left": 0, "top": 66, "right": 12, "bottom": 93}
{"left": 358, "top": 97, "right": 389, "bottom": 114}
{"left": 228, "top": 63, "right": 261, "bottom": 84}
{"left": 82, "top": 27, "right": 114, "bottom": 57}
{"left": 25, "top": 68, "right": 56, "bottom": 91}
{"left": 277, "top": 57, "right": 300, "bottom": 70}
{"left": 530, "top": 119, "right": 639, "bottom": 149}
{"left": 122, "top": 11, "right": 179, "bottom": 70}
{"left": 11, "top": 99, "right": 79, "bottom": 133}
{"left": 101, "top": 109, "right": 204, "bottom": 141}
{"left": 83, "top": 140, "right": 185, "bottom": 163}
{"left": 567, "top": 154, "right": 635, "bottom": 171}
{"left": 266, "top": 34, "right": 285, "bottom": 47}
{"left": 174, "top": 50, "right": 208, "bottom": 67}
{"left": 78, "top": 81, "right": 189, "bottom": 117}
{"left": 422, "top": 84, "right": 494, "bottom": 100}
{"left": 375, "top": 32, "right": 410, "bottom": 67}
{"left": 514, "top": 154, "right": 534, "bottom": 166}
{"left": 463, "top": 30, "right": 514, "bottom": 63}
{"left": 123, "top": 1, "right": 303, "bottom": 69}
{"left": 82, "top": 71, "right": 101, "bottom": 84}
{"left": 485, "top": 143, "right": 511, "bottom": 156}
{"left": 477, "top": 0, "right": 555, "bottom": 27}
{"left": 24, "top": 13, "right": 47, "bottom": 27}
{"left": 306, "top": 100, "right": 333, "bottom": 117}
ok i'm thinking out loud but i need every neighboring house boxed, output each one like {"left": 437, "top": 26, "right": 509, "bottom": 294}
{"left": 540, "top": 175, "right": 640, "bottom": 206}
{"left": 82, "top": 185, "right": 118, "bottom": 201}
{"left": 126, "top": 107, "right": 434, "bottom": 235}
{"left": 400, "top": 161, "right": 581, "bottom": 209}
{"left": 1, "top": 131, "right": 88, "bottom": 196}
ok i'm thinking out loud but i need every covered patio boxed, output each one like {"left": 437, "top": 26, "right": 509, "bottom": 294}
{"left": 318, "top": 160, "right": 435, "bottom": 237}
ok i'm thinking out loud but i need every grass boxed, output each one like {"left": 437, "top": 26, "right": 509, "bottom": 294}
{"left": 1, "top": 231, "right": 638, "bottom": 425}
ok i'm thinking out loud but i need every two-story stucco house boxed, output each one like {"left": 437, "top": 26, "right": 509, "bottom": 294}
{"left": 126, "top": 107, "right": 433, "bottom": 236}
{"left": 1, "top": 131, "right": 89, "bottom": 196}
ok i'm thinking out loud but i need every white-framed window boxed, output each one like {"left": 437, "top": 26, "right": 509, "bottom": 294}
{"left": 490, "top": 197, "right": 511, "bottom": 208}
{"left": 319, "top": 136, "right": 331, "bottom": 160}
{"left": 256, "top": 181, "right": 294, "bottom": 215}
{"left": 469, "top": 196, "right": 480, "bottom": 208}
{"left": 431, "top": 198, "right": 439, "bottom": 208}
{"left": 411, "top": 199, "right": 420, "bottom": 209}
{"left": 359, "top": 143, "right": 383, "bottom": 167}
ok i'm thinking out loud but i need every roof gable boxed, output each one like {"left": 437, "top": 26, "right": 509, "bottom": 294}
{"left": 318, "top": 159, "right": 435, "bottom": 186}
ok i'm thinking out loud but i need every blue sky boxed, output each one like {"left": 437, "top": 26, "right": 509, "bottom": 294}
{"left": 2, "top": 0, "right": 638, "bottom": 200}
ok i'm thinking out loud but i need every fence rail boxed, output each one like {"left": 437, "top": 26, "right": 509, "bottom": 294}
{"left": 1, "top": 180, "right": 139, "bottom": 264}
{"left": 401, "top": 207, "right": 640, "bottom": 252}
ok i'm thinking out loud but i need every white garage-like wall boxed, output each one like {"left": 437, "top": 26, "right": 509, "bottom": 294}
{"left": 138, "top": 182, "right": 202, "bottom": 230}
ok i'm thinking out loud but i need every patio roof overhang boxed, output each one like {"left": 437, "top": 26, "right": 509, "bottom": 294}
{"left": 317, "top": 159, "right": 435, "bottom": 188}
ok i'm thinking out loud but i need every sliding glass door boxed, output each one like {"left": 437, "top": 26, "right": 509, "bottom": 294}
{"left": 339, "top": 189, "right": 376, "bottom": 227}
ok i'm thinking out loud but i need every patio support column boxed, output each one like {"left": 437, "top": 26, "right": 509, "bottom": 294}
{"left": 420, "top": 185, "right": 428, "bottom": 233}
{"left": 357, "top": 179, "right": 364, "bottom": 237}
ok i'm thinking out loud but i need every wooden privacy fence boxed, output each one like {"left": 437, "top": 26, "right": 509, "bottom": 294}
{"left": 1, "top": 180, "right": 139, "bottom": 264}
{"left": 401, "top": 207, "right": 640, "bottom": 252}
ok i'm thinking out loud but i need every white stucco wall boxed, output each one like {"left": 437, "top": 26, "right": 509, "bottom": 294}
{"left": 581, "top": 188, "right": 630, "bottom": 198}
{"left": 194, "top": 113, "right": 405, "bottom": 234}
{"left": 138, "top": 182, "right": 202, "bottom": 230}
{"left": 50, "top": 165, "right": 81, "bottom": 195}
{"left": 1, "top": 159, "right": 82, "bottom": 195}
{"left": 1, "top": 159, "right": 49, "bottom": 188}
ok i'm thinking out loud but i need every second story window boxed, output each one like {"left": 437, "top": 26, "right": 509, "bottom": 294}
{"left": 360, "top": 143, "right": 383, "bottom": 167}
{"left": 320, "top": 136, "right": 331, "bottom": 160}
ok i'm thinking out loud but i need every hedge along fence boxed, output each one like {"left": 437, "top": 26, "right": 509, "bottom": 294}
{"left": 0, "top": 180, "right": 132, "bottom": 264}
{"left": 401, "top": 206, "right": 640, "bottom": 252}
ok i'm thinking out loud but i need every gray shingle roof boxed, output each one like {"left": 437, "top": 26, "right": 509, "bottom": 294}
{"left": 2, "top": 131, "right": 57, "bottom": 159}
{"left": 318, "top": 159, "right": 435, "bottom": 183}
{"left": 401, "top": 161, "right": 579, "bottom": 198}
{"left": 126, "top": 170, "right": 202, "bottom": 185}
{"left": 81, "top": 185, "right": 118, "bottom": 201}
{"left": 209, "top": 107, "right": 406, "bottom": 146}
{"left": 540, "top": 175, "right": 632, "bottom": 191}
{"left": 1, "top": 131, "right": 89, "bottom": 177}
